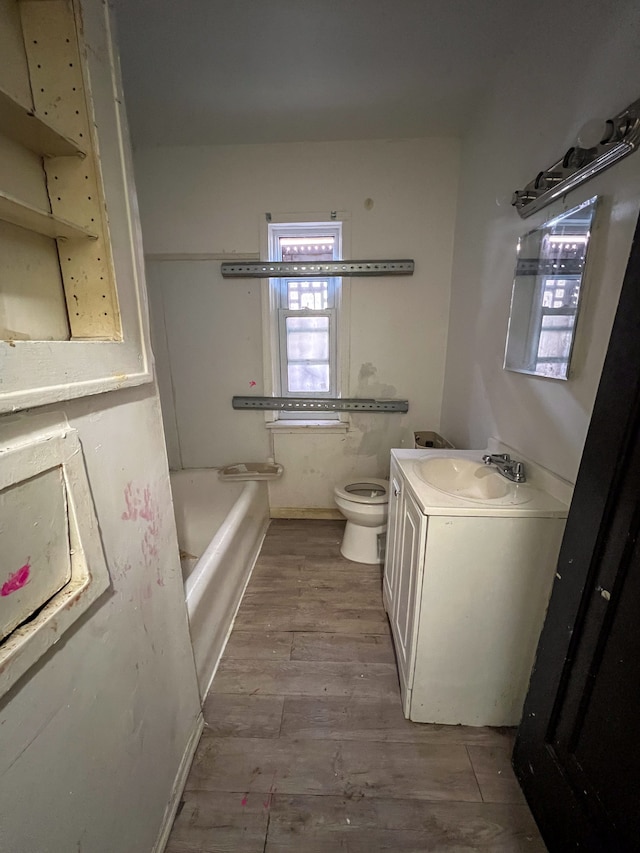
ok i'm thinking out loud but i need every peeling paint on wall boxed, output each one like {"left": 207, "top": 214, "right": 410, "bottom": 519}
{"left": 355, "top": 362, "right": 398, "bottom": 400}
{"left": 345, "top": 362, "right": 402, "bottom": 467}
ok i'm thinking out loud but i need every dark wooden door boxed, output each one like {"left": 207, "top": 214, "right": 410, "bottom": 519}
{"left": 513, "top": 210, "right": 640, "bottom": 852}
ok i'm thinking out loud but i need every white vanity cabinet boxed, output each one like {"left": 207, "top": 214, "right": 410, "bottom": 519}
{"left": 383, "top": 448, "right": 569, "bottom": 727}
{"left": 383, "top": 458, "right": 427, "bottom": 701}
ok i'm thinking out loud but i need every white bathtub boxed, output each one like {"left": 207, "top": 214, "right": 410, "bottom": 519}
{"left": 170, "top": 468, "right": 270, "bottom": 697}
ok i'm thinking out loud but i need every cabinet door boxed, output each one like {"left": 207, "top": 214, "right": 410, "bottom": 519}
{"left": 383, "top": 458, "right": 403, "bottom": 613}
{"left": 391, "top": 488, "right": 426, "bottom": 699}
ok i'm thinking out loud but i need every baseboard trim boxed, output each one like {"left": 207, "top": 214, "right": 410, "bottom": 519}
{"left": 153, "top": 712, "right": 204, "bottom": 853}
{"left": 270, "top": 507, "right": 344, "bottom": 520}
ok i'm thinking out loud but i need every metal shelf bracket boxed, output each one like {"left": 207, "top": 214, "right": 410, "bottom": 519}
{"left": 221, "top": 260, "right": 414, "bottom": 278}
{"left": 232, "top": 396, "right": 409, "bottom": 413}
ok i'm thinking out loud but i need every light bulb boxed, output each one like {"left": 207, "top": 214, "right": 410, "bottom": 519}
{"left": 577, "top": 118, "right": 613, "bottom": 149}
{"left": 534, "top": 170, "right": 564, "bottom": 190}
{"left": 495, "top": 191, "right": 515, "bottom": 207}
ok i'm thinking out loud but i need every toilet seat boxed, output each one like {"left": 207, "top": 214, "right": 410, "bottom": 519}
{"left": 334, "top": 478, "right": 388, "bottom": 504}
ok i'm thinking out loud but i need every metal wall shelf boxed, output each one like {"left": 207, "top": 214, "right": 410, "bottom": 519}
{"left": 222, "top": 260, "right": 414, "bottom": 278}
{"left": 233, "top": 396, "right": 409, "bottom": 413}
{"left": 516, "top": 258, "right": 584, "bottom": 276}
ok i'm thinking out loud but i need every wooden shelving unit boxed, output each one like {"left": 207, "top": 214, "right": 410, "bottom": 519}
{"left": 0, "top": 190, "right": 97, "bottom": 240}
{"left": 0, "top": 57, "right": 93, "bottom": 244}
{"left": 0, "top": 86, "right": 86, "bottom": 158}
{"left": 0, "top": 0, "right": 121, "bottom": 343}
{"left": 0, "top": 0, "right": 150, "bottom": 413}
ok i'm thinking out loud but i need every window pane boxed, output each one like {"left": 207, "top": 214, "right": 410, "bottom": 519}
{"left": 286, "top": 316, "right": 329, "bottom": 360}
{"left": 279, "top": 237, "right": 335, "bottom": 262}
{"left": 537, "top": 330, "right": 573, "bottom": 360}
{"left": 541, "top": 315, "right": 576, "bottom": 330}
{"left": 542, "top": 278, "right": 580, "bottom": 309}
{"left": 288, "top": 364, "right": 330, "bottom": 393}
{"left": 286, "top": 280, "right": 330, "bottom": 310}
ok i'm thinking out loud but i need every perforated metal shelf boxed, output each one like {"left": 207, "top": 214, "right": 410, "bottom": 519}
{"left": 221, "top": 260, "right": 414, "bottom": 278}
{"left": 232, "top": 396, "right": 409, "bottom": 413}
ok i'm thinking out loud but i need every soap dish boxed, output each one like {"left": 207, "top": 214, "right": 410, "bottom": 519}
{"left": 219, "top": 462, "right": 284, "bottom": 481}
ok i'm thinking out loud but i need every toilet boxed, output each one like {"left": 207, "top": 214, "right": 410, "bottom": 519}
{"left": 333, "top": 478, "right": 389, "bottom": 564}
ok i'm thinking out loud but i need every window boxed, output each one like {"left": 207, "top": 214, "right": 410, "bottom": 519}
{"left": 268, "top": 221, "right": 342, "bottom": 418}
{"left": 533, "top": 235, "right": 585, "bottom": 376}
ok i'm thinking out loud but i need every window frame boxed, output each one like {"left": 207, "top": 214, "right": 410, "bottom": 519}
{"left": 265, "top": 218, "right": 347, "bottom": 423}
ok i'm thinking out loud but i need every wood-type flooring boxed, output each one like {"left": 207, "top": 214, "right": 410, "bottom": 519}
{"left": 167, "top": 519, "right": 546, "bottom": 852}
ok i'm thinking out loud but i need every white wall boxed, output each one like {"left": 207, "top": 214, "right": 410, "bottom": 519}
{"left": 147, "top": 257, "right": 268, "bottom": 472}
{"left": 440, "top": 0, "right": 640, "bottom": 483}
{"left": 0, "top": 390, "right": 202, "bottom": 853}
{"left": 136, "top": 139, "right": 460, "bottom": 508}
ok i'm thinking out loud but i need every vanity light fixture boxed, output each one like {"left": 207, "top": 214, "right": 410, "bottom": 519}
{"left": 512, "top": 96, "right": 640, "bottom": 218}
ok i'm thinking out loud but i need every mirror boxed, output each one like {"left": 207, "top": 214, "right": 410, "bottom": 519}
{"left": 504, "top": 196, "right": 598, "bottom": 380}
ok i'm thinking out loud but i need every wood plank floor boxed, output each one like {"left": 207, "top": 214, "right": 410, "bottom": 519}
{"left": 167, "top": 519, "right": 546, "bottom": 852}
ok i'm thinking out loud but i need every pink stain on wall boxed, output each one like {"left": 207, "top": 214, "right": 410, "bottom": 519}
{"left": 140, "top": 486, "right": 156, "bottom": 522}
{"left": 122, "top": 483, "right": 165, "bottom": 587}
{"left": 122, "top": 483, "right": 158, "bottom": 524}
{"left": 1, "top": 560, "right": 31, "bottom": 596}
{"left": 121, "top": 482, "right": 139, "bottom": 521}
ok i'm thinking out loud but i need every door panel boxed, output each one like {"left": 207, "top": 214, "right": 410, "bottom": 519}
{"left": 550, "top": 427, "right": 640, "bottom": 847}
{"left": 570, "top": 533, "right": 640, "bottom": 841}
{"left": 392, "top": 489, "right": 425, "bottom": 685}
{"left": 383, "top": 460, "right": 402, "bottom": 611}
{"left": 514, "top": 212, "right": 640, "bottom": 852}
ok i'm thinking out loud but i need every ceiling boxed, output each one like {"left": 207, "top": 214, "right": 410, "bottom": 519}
{"left": 111, "top": 0, "right": 537, "bottom": 148}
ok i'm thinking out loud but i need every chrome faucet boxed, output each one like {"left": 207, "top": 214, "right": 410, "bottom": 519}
{"left": 482, "top": 453, "right": 526, "bottom": 483}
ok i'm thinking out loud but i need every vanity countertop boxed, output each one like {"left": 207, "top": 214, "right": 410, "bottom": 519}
{"left": 391, "top": 448, "right": 571, "bottom": 518}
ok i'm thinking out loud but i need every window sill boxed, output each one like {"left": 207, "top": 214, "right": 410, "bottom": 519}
{"left": 265, "top": 419, "right": 349, "bottom": 434}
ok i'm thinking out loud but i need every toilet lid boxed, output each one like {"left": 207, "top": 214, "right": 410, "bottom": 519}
{"left": 334, "top": 477, "right": 389, "bottom": 505}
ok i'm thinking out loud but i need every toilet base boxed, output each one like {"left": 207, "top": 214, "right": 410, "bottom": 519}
{"left": 340, "top": 520, "right": 387, "bottom": 565}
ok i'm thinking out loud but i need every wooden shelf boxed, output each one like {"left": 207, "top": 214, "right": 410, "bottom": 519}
{"left": 0, "top": 190, "right": 97, "bottom": 240}
{"left": 0, "top": 86, "right": 86, "bottom": 158}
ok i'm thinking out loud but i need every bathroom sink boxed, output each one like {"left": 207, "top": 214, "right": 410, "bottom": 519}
{"left": 414, "top": 456, "right": 532, "bottom": 504}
